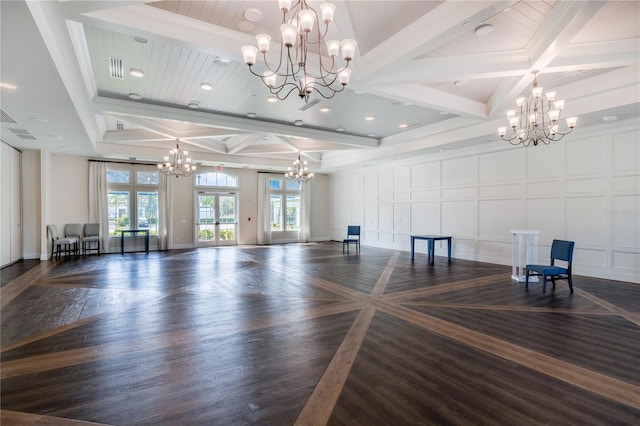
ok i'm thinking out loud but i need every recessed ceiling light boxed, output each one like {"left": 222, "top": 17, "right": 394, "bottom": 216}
{"left": 399, "top": 123, "right": 408, "bottom": 129}
{"left": 365, "top": 116, "right": 375, "bottom": 121}
{"left": 246, "top": 112, "right": 257, "bottom": 118}
{"left": 267, "top": 96, "right": 278, "bottom": 103}
{"left": 320, "top": 106, "right": 330, "bottom": 112}
{"left": 128, "top": 93, "right": 142, "bottom": 100}
{"left": 214, "top": 56, "right": 232, "bottom": 66}
{"left": 188, "top": 101, "right": 200, "bottom": 109}
{"left": 133, "top": 36, "right": 148, "bottom": 44}
{"left": 243, "top": 8, "right": 263, "bottom": 22}
{"left": 454, "top": 80, "right": 468, "bottom": 86}
{"left": 368, "top": 133, "right": 376, "bottom": 137}
{"left": 31, "top": 117, "right": 48, "bottom": 124}
{"left": 129, "top": 68, "right": 144, "bottom": 78}
{"left": 294, "top": 120, "right": 304, "bottom": 126}
{"left": 0, "top": 81, "right": 17, "bottom": 90}
{"left": 474, "top": 24, "right": 494, "bottom": 36}
{"left": 603, "top": 115, "right": 618, "bottom": 122}
{"left": 201, "top": 82, "right": 213, "bottom": 90}
{"left": 336, "top": 126, "right": 345, "bottom": 132}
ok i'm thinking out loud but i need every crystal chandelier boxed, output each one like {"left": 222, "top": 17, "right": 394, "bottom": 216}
{"left": 498, "top": 70, "right": 577, "bottom": 146}
{"left": 285, "top": 152, "right": 314, "bottom": 183}
{"left": 241, "top": 0, "right": 356, "bottom": 102}
{"left": 157, "top": 139, "right": 196, "bottom": 178}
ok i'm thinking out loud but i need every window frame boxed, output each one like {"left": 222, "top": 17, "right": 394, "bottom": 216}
{"left": 269, "top": 176, "right": 301, "bottom": 233}
{"left": 107, "top": 164, "right": 160, "bottom": 236}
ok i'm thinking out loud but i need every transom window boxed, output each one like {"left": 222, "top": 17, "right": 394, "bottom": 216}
{"left": 269, "top": 176, "right": 301, "bottom": 231}
{"left": 107, "top": 165, "right": 159, "bottom": 236}
{"left": 195, "top": 171, "right": 238, "bottom": 188}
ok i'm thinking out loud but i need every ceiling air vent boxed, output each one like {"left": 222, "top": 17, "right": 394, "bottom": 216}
{"left": 0, "top": 108, "right": 17, "bottom": 124}
{"left": 298, "top": 98, "right": 321, "bottom": 111}
{"left": 8, "top": 127, "right": 37, "bottom": 140}
{"left": 109, "top": 57, "right": 124, "bottom": 79}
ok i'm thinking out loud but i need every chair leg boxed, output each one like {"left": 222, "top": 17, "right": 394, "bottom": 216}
{"left": 525, "top": 270, "right": 529, "bottom": 287}
{"left": 568, "top": 275, "right": 574, "bottom": 293}
{"left": 542, "top": 276, "right": 547, "bottom": 294}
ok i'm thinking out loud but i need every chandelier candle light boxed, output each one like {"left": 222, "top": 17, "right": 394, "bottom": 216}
{"left": 157, "top": 139, "right": 196, "bottom": 178}
{"left": 498, "top": 70, "right": 577, "bottom": 146}
{"left": 241, "top": 0, "right": 356, "bottom": 102}
{"left": 285, "top": 152, "right": 314, "bottom": 183}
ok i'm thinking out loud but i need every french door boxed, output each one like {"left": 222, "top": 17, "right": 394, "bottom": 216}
{"left": 195, "top": 192, "right": 237, "bottom": 246}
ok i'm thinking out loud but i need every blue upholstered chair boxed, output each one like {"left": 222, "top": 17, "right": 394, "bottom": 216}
{"left": 343, "top": 225, "right": 361, "bottom": 253}
{"left": 525, "top": 240, "right": 575, "bottom": 294}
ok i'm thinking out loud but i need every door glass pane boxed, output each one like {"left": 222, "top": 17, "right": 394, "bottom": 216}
{"left": 137, "top": 191, "right": 158, "bottom": 233}
{"left": 286, "top": 195, "right": 300, "bottom": 230}
{"left": 270, "top": 195, "right": 282, "bottom": 231}
{"left": 108, "top": 191, "right": 130, "bottom": 235}
{"left": 219, "top": 195, "right": 235, "bottom": 224}
{"left": 197, "top": 194, "right": 216, "bottom": 241}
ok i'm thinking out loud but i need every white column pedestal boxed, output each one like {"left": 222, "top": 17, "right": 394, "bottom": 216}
{"left": 511, "top": 229, "right": 539, "bottom": 283}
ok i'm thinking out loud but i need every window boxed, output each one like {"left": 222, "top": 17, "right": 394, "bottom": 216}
{"left": 195, "top": 172, "right": 237, "bottom": 188}
{"left": 107, "top": 166, "right": 159, "bottom": 236}
{"left": 269, "top": 176, "right": 301, "bottom": 231}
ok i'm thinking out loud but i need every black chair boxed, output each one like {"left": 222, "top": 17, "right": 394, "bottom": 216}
{"left": 343, "top": 225, "right": 361, "bottom": 253}
{"left": 47, "top": 224, "right": 79, "bottom": 259}
{"left": 82, "top": 223, "right": 101, "bottom": 256}
{"left": 525, "top": 239, "right": 575, "bottom": 294}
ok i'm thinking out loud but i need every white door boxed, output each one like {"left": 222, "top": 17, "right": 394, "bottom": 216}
{"left": 195, "top": 192, "right": 237, "bottom": 246}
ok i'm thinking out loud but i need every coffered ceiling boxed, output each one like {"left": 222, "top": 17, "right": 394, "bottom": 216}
{"left": 1, "top": 1, "right": 639, "bottom": 172}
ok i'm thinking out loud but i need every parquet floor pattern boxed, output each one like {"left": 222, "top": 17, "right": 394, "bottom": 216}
{"left": 1, "top": 242, "right": 639, "bottom": 425}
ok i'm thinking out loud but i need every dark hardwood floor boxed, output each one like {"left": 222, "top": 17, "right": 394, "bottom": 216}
{"left": 1, "top": 243, "right": 639, "bottom": 425}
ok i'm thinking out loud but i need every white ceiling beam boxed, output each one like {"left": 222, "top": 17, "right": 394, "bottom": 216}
{"left": 368, "top": 85, "right": 488, "bottom": 119}
{"left": 102, "top": 129, "right": 173, "bottom": 143}
{"left": 546, "top": 39, "right": 640, "bottom": 72}
{"left": 356, "top": 1, "right": 512, "bottom": 82}
{"left": 367, "top": 51, "right": 531, "bottom": 86}
{"left": 178, "top": 138, "right": 228, "bottom": 155}
{"left": 226, "top": 134, "right": 266, "bottom": 155}
{"left": 487, "top": 1, "right": 606, "bottom": 118}
{"left": 93, "top": 96, "right": 379, "bottom": 149}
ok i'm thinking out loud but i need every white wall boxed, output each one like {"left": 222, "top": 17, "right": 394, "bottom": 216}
{"left": 330, "top": 119, "right": 640, "bottom": 283}
{"left": 22, "top": 150, "right": 40, "bottom": 259}
{"left": 24, "top": 158, "right": 331, "bottom": 255}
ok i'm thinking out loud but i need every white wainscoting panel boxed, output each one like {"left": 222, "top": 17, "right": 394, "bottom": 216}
{"left": 479, "top": 199, "right": 524, "bottom": 240}
{"left": 353, "top": 173, "right": 365, "bottom": 193}
{"left": 566, "top": 135, "right": 608, "bottom": 176}
{"left": 379, "top": 169, "right": 394, "bottom": 193}
{"left": 394, "top": 191, "right": 411, "bottom": 201}
{"left": 574, "top": 247, "right": 607, "bottom": 267}
{"left": 613, "top": 175, "right": 639, "bottom": 192}
{"left": 526, "top": 180, "right": 562, "bottom": 196}
{"left": 442, "top": 200, "right": 477, "bottom": 237}
{"left": 442, "top": 186, "right": 476, "bottom": 199}
{"left": 479, "top": 149, "right": 525, "bottom": 183}
{"left": 612, "top": 195, "right": 639, "bottom": 248}
{"left": 479, "top": 183, "right": 523, "bottom": 198}
{"left": 365, "top": 171, "right": 379, "bottom": 193}
{"left": 411, "top": 162, "right": 440, "bottom": 188}
{"left": 442, "top": 156, "right": 477, "bottom": 187}
{"left": 365, "top": 203, "right": 379, "bottom": 231}
{"left": 612, "top": 130, "right": 639, "bottom": 173}
{"left": 394, "top": 166, "right": 411, "bottom": 190}
{"left": 526, "top": 198, "right": 563, "bottom": 243}
{"left": 612, "top": 251, "right": 640, "bottom": 272}
{"left": 412, "top": 189, "right": 440, "bottom": 201}
{"left": 394, "top": 203, "right": 411, "bottom": 234}
{"left": 379, "top": 203, "right": 394, "bottom": 232}
{"left": 526, "top": 143, "right": 563, "bottom": 178}
{"left": 565, "top": 196, "right": 607, "bottom": 246}
{"left": 411, "top": 202, "right": 440, "bottom": 235}
{"left": 566, "top": 177, "right": 607, "bottom": 194}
